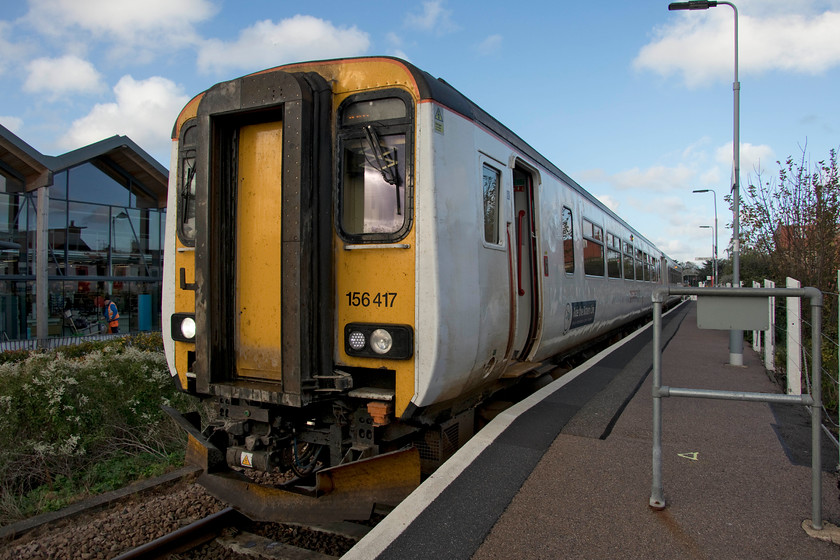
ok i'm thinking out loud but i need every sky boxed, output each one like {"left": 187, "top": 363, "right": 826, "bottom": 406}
{"left": 1, "top": 0, "right": 839, "bottom": 267}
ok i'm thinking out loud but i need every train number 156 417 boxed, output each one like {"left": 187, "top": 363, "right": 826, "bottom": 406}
{"left": 345, "top": 291, "right": 398, "bottom": 308}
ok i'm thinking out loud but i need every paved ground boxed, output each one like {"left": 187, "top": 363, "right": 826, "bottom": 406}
{"left": 345, "top": 300, "right": 840, "bottom": 560}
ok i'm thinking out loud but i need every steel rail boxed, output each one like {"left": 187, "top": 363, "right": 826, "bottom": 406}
{"left": 113, "top": 506, "right": 248, "bottom": 560}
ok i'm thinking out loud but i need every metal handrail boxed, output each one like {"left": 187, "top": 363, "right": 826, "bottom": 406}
{"left": 649, "top": 286, "right": 824, "bottom": 531}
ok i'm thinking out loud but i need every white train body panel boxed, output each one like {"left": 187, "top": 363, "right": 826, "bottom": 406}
{"left": 411, "top": 101, "right": 662, "bottom": 409}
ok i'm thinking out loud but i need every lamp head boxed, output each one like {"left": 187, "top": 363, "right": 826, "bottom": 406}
{"left": 669, "top": 1, "right": 718, "bottom": 10}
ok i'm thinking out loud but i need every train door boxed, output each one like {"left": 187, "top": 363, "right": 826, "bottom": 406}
{"left": 192, "top": 70, "right": 333, "bottom": 402}
{"left": 235, "top": 121, "right": 284, "bottom": 381}
{"left": 511, "top": 165, "right": 539, "bottom": 359}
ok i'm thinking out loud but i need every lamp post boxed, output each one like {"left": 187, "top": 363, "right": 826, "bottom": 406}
{"left": 669, "top": 0, "right": 742, "bottom": 366}
{"left": 693, "top": 189, "right": 718, "bottom": 286}
{"left": 699, "top": 225, "right": 715, "bottom": 285}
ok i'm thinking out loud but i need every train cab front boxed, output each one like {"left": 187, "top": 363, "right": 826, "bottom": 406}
{"left": 162, "top": 61, "right": 422, "bottom": 521}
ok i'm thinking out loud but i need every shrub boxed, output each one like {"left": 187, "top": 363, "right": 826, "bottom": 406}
{"left": 0, "top": 337, "right": 198, "bottom": 524}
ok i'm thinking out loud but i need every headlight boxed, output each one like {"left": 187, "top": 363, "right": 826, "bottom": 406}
{"left": 344, "top": 323, "right": 413, "bottom": 359}
{"left": 171, "top": 313, "right": 196, "bottom": 342}
{"left": 370, "top": 329, "right": 393, "bottom": 354}
{"left": 348, "top": 330, "right": 366, "bottom": 350}
{"left": 180, "top": 317, "right": 196, "bottom": 339}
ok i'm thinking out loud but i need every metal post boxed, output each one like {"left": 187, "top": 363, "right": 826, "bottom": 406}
{"left": 668, "top": 0, "right": 741, "bottom": 366}
{"left": 35, "top": 186, "right": 49, "bottom": 344}
{"left": 787, "top": 278, "right": 802, "bottom": 395}
{"left": 649, "top": 293, "right": 665, "bottom": 510}
{"left": 752, "top": 281, "right": 761, "bottom": 352}
{"left": 764, "top": 279, "right": 775, "bottom": 371}
{"left": 692, "top": 189, "right": 718, "bottom": 286}
{"left": 809, "top": 292, "right": 823, "bottom": 529}
{"left": 727, "top": 1, "right": 743, "bottom": 367}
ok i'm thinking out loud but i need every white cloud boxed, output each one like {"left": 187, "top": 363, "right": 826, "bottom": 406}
{"left": 595, "top": 194, "right": 619, "bottom": 212}
{"left": 698, "top": 166, "right": 721, "bottom": 186}
{"left": 475, "top": 34, "right": 502, "bottom": 56}
{"left": 714, "top": 141, "right": 775, "bottom": 177}
{"left": 59, "top": 75, "right": 189, "bottom": 158}
{"left": 0, "top": 116, "right": 24, "bottom": 133}
{"left": 634, "top": 5, "right": 840, "bottom": 87}
{"left": 24, "top": 55, "right": 106, "bottom": 97}
{"left": 0, "top": 21, "right": 30, "bottom": 76}
{"left": 610, "top": 164, "right": 696, "bottom": 192}
{"left": 197, "top": 16, "right": 370, "bottom": 75}
{"left": 405, "top": 1, "right": 458, "bottom": 34}
{"left": 23, "top": 0, "right": 216, "bottom": 55}
{"left": 386, "top": 32, "right": 412, "bottom": 61}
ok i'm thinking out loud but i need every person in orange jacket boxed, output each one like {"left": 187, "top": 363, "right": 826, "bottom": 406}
{"left": 103, "top": 295, "right": 120, "bottom": 334}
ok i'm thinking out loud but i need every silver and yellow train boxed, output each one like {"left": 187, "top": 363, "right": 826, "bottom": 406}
{"left": 162, "top": 57, "right": 681, "bottom": 521}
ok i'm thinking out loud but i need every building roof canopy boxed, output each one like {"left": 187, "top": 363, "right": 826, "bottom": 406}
{"left": 0, "top": 125, "right": 167, "bottom": 207}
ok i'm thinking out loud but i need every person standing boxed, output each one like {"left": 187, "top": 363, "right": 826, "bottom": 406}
{"left": 103, "top": 295, "right": 120, "bottom": 334}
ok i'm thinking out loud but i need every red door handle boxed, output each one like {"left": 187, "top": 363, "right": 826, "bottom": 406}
{"left": 517, "top": 210, "right": 526, "bottom": 296}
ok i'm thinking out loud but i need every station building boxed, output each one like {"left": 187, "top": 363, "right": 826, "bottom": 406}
{"left": 0, "top": 124, "right": 167, "bottom": 340}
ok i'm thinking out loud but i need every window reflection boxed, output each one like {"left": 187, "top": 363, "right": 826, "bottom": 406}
{"left": 341, "top": 134, "right": 406, "bottom": 235}
{"left": 0, "top": 190, "right": 165, "bottom": 340}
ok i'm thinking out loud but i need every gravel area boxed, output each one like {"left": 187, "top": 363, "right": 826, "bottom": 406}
{"left": 1, "top": 483, "right": 225, "bottom": 560}
{"left": 0, "top": 480, "right": 359, "bottom": 559}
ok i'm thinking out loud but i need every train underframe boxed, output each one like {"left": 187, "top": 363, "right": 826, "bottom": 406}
{"left": 163, "top": 380, "right": 479, "bottom": 522}
{"left": 164, "top": 307, "right": 668, "bottom": 522}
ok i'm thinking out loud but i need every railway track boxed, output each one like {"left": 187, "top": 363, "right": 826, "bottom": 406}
{"left": 114, "top": 506, "right": 371, "bottom": 559}
{"left": 0, "top": 475, "right": 371, "bottom": 560}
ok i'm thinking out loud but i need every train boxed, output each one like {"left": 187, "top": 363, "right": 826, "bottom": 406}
{"left": 161, "top": 56, "right": 682, "bottom": 522}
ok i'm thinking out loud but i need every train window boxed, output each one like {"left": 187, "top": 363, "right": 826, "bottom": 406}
{"left": 635, "top": 248, "right": 644, "bottom": 281}
{"left": 606, "top": 232, "right": 621, "bottom": 279}
{"left": 177, "top": 122, "right": 197, "bottom": 245}
{"left": 623, "top": 241, "right": 634, "bottom": 280}
{"left": 341, "top": 98, "right": 406, "bottom": 125}
{"left": 643, "top": 252, "right": 650, "bottom": 281}
{"left": 482, "top": 164, "right": 501, "bottom": 244}
{"left": 562, "top": 207, "right": 574, "bottom": 274}
{"left": 582, "top": 219, "right": 604, "bottom": 277}
{"left": 338, "top": 93, "right": 413, "bottom": 242}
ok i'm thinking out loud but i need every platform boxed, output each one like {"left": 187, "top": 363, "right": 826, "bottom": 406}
{"left": 344, "top": 300, "right": 840, "bottom": 559}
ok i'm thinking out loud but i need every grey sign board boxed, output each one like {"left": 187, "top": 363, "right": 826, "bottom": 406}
{"left": 696, "top": 295, "right": 770, "bottom": 331}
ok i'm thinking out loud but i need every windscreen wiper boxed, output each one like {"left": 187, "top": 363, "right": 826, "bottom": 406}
{"left": 364, "top": 125, "right": 402, "bottom": 215}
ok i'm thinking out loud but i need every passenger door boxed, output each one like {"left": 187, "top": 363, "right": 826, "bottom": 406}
{"left": 511, "top": 165, "right": 539, "bottom": 359}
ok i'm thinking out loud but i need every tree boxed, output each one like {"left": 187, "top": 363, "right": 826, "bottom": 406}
{"left": 736, "top": 146, "right": 840, "bottom": 295}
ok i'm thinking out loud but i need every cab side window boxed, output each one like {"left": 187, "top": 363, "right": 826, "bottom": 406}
{"left": 177, "top": 122, "right": 197, "bottom": 245}
{"left": 482, "top": 163, "right": 501, "bottom": 245}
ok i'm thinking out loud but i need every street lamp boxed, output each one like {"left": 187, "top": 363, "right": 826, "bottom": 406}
{"left": 669, "top": 0, "right": 742, "bottom": 366}
{"left": 699, "top": 225, "right": 715, "bottom": 285}
{"left": 693, "top": 189, "right": 718, "bottom": 286}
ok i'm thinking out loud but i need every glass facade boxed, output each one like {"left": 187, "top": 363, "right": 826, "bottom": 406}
{"left": 0, "top": 163, "right": 164, "bottom": 340}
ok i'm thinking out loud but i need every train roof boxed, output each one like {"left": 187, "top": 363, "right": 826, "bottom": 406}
{"left": 391, "top": 57, "right": 660, "bottom": 252}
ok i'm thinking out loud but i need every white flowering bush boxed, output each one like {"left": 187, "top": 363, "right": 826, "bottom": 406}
{"left": 0, "top": 335, "right": 199, "bottom": 523}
